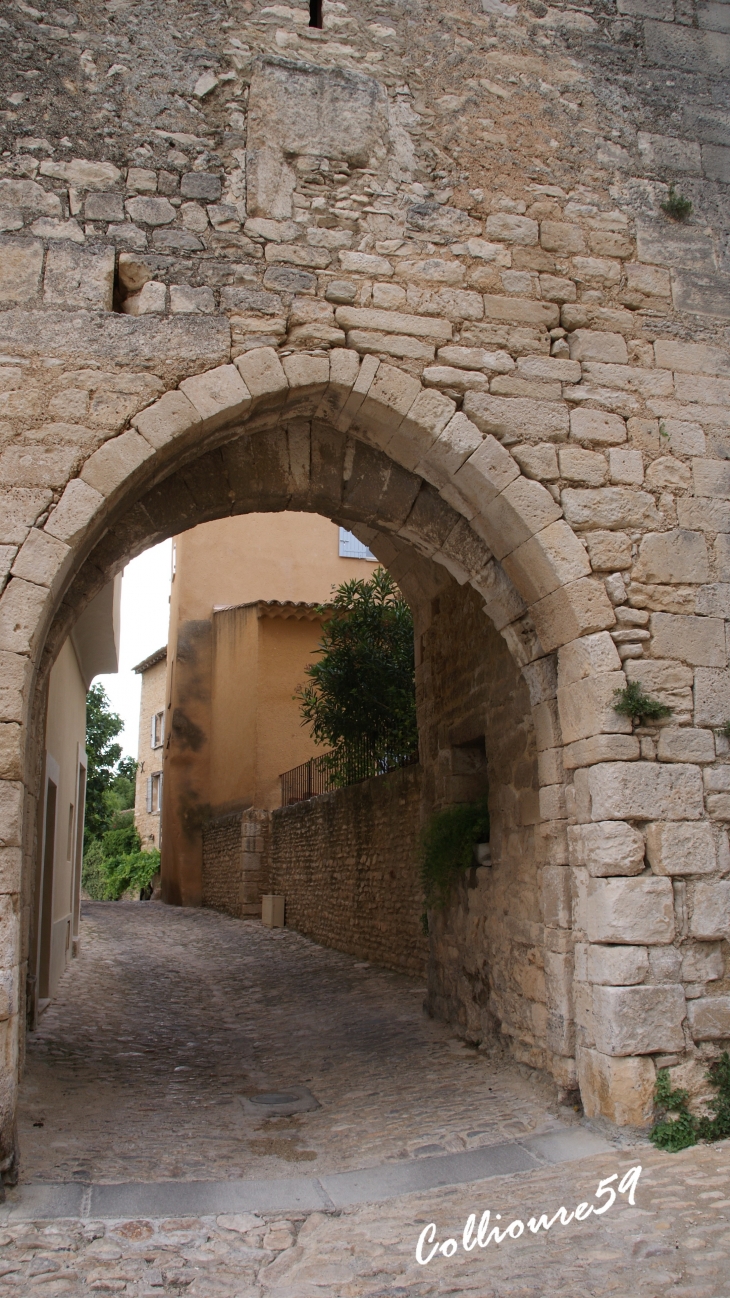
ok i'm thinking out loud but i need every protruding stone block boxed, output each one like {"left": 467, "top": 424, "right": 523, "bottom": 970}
{"left": 575, "top": 942, "right": 648, "bottom": 985}
{"left": 592, "top": 984, "right": 686, "bottom": 1055}
{"left": 585, "top": 876, "right": 675, "bottom": 944}
{"left": 687, "top": 996, "right": 730, "bottom": 1041}
{"left": 577, "top": 1046, "right": 655, "bottom": 1125}
{"left": 586, "top": 761, "right": 704, "bottom": 821}
{"left": 568, "top": 821, "right": 645, "bottom": 876}
{"left": 646, "top": 821, "right": 716, "bottom": 876}
{"left": 690, "top": 881, "right": 730, "bottom": 939}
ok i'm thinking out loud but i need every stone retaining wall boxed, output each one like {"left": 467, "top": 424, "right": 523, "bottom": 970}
{"left": 269, "top": 765, "right": 427, "bottom": 978}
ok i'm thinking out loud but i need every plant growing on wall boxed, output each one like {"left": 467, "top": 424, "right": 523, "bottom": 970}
{"left": 613, "top": 680, "right": 672, "bottom": 725}
{"left": 295, "top": 567, "right": 417, "bottom": 774}
{"left": 650, "top": 1053, "right": 730, "bottom": 1151}
{"left": 421, "top": 798, "right": 490, "bottom": 912}
{"left": 661, "top": 184, "right": 693, "bottom": 223}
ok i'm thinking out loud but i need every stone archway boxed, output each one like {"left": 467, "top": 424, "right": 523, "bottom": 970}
{"left": 0, "top": 344, "right": 699, "bottom": 1171}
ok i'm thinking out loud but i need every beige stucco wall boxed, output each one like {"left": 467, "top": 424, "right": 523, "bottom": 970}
{"left": 134, "top": 655, "right": 167, "bottom": 851}
{"left": 40, "top": 638, "right": 87, "bottom": 1000}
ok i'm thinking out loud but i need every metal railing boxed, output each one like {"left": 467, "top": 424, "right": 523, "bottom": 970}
{"left": 280, "top": 739, "right": 418, "bottom": 806}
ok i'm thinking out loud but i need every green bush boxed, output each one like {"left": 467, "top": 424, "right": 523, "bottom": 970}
{"left": 421, "top": 798, "right": 490, "bottom": 912}
{"left": 81, "top": 814, "right": 160, "bottom": 901}
{"left": 613, "top": 680, "right": 672, "bottom": 724}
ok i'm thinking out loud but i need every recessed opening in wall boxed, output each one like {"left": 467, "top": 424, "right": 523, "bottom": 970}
{"left": 309, "top": 0, "right": 323, "bottom": 28}
{"left": 449, "top": 736, "right": 488, "bottom": 805}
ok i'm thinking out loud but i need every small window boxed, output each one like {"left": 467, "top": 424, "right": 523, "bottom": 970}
{"left": 151, "top": 710, "right": 164, "bottom": 749}
{"left": 146, "top": 772, "right": 163, "bottom": 814}
{"left": 339, "top": 527, "right": 375, "bottom": 560}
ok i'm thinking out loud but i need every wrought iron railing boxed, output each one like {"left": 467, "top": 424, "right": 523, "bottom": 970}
{"left": 280, "top": 739, "right": 418, "bottom": 806}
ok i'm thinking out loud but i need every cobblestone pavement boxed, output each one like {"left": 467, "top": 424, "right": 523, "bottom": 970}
{"left": 8, "top": 902, "right": 729, "bottom": 1297}
{"left": 19, "top": 902, "right": 574, "bottom": 1186}
{"left": 0, "top": 1141, "right": 727, "bottom": 1295}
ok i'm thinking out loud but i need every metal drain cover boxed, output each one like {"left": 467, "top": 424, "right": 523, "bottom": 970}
{"left": 241, "top": 1085, "right": 320, "bottom": 1117}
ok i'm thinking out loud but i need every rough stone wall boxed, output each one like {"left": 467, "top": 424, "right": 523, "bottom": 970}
{"left": 268, "top": 765, "right": 427, "bottom": 978}
{"left": 202, "top": 806, "right": 270, "bottom": 918}
{"left": 417, "top": 577, "right": 548, "bottom": 1072}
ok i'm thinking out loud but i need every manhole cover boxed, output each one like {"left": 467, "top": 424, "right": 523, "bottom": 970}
{"left": 240, "top": 1085, "right": 320, "bottom": 1117}
{"left": 251, "top": 1092, "right": 299, "bottom": 1106}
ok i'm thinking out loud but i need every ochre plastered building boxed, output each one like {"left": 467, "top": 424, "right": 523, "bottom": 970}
{"left": 161, "top": 512, "right": 377, "bottom": 901}
{"left": 1, "top": 0, "right": 730, "bottom": 1176}
{"left": 133, "top": 646, "right": 167, "bottom": 852}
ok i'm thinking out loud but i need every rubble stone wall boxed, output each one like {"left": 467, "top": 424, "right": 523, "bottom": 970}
{"left": 0, "top": 0, "right": 728, "bottom": 1165}
{"left": 268, "top": 765, "right": 427, "bottom": 978}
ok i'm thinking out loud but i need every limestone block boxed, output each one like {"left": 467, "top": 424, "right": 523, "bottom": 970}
{"left": 484, "top": 213, "right": 538, "bottom": 244}
{"left": 541, "top": 865, "right": 572, "bottom": 928}
{"left": 423, "top": 366, "right": 490, "bottom": 394}
{"left": 335, "top": 307, "right": 452, "bottom": 343}
{"left": 654, "top": 339, "right": 730, "bottom": 377}
{"left": 568, "top": 820, "right": 645, "bottom": 876}
{"left": 678, "top": 498, "right": 730, "bottom": 534}
{"left": 609, "top": 448, "right": 644, "bottom": 486}
{"left": 339, "top": 250, "right": 393, "bottom": 277}
{"left": 569, "top": 330, "right": 629, "bottom": 364}
{"left": 634, "top": 530, "right": 709, "bottom": 585}
{"left": 650, "top": 612, "right": 726, "bottom": 668}
{"left": 10, "top": 529, "right": 70, "bottom": 591}
{"left": 43, "top": 243, "right": 115, "bottom": 310}
{"left": 592, "top": 983, "right": 685, "bottom": 1055}
{"left": 687, "top": 996, "right": 730, "bottom": 1040}
{"left": 265, "top": 243, "right": 330, "bottom": 270}
{"left": 586, "top": 876, "right": 674, "bottom": 945}
{"left": 40, "top": 158, "right": 121, "bottom": 190}
{"left": 0, "top": 848, "right": 21, "bottom": 895}
{"left": 463, "top": 392, "right": 570, "bottom": 443}
{"left": 533, "top": 698, "right": 562, "bottom": 752}
{"left": 437, "top": 346, "right": 514, "bottom": 374}
{"left": 122, "top": 281, "right": 166, "bottom": 315}
{"left": 694, "top": 667, "right": 730, "bottom": 727}
{"left": 690, "top": 881, "right": 730, "bottom": 939}
{"left": 346, "top": 330, "right": 434, "bottom": 362}
{"left": 481, "top": 295, "right": 559, "bottom": 329}
{"left": 646, "top": 820, "right": 716, "bottom": 877}
{"left": 540, "top": 221, "right": 586, "bottom": 254}
{"left": 624, "top": 260, "right": 673, "bottom": 296}
{"left": 0, "top": 579, "right": 50, "bottom": 656}
{"left": 539, "top": 784, "right": 566, "bottom": 820}
{"left": 44, "top": 479, "right": 105, "bottom": 547}
{"left": 558, "top": 447, "right": 607, "bottom": 486}
{"left": 563, "top": 734, "right": 641, "bottom": 769}
{"left": 587, "top": 761, "right": 704, "bottom": 822}
{"left": 0, "top": 781, "right": 23, "bottom": 850}
{"left": 693, "top": 459, "right": 730, "bottom": 500}
{"left": 584, "top": 531, "right": 632, "bottom": 572}
{"left": 177, "top": 363, "right": 251, "bottom": 432}
{"left": 80, "top": 429, "right": 155, "bottom": 498}
{"left": 558, "top": 631, "right": 622, "bottom": 688}
{"left": 387, "top": 389, "right": 456, "bottom": 473}
{"left": 0, "top": 178, "right": 60, "bottom": 215}
{"left": 503, "top": 519, "right": 592, "bottom": 605}
{"left": 577, "top": 1046, "right": 655, "bottom": 1125}
{"left": 562, "top": 487, "right": 661, "bottom": 531}
{"left": 312, "top": 349, "right": 359, "bottom": 425}
{"left": 334, "top": 355, "right": 379, "bottom": 432}
{"left": 132, "top": 390, "right": 201, "bottom": 451}
{"left": 472, "top": 559, "right": 526, "bottom": 631}
{"left": 353, "top": 363, "right": 420, "bottom": 448}
{"left": 125, "top": 196, "right": 176, "bottom": 226}
{"left": 697, "top": 584, "right": 730, "bottom": 618}
{"left": 570, "top": 408, "right": 627, "bottom": 446}
{"left": 0, "top": 724, "right": 22, "bottom": 783}
{"left": 576, "top": 942, "right": 648, "bottom": 984}
{"left": 417, "top": 412, "right": 483, "bottom": 489}
{"left": 282, "top": 353, "right": 330, "bottom": 419}
{"left": 0, "top": 238, "right": 44, "bottom": 305}
{"left": 531, "top": 578, "right": 616, "bottom": 654}
{"left": 682, "top": 942, "right": 724, "bottom": 982}
{"left": 557, "top": 672, "right": 631, "bottom": 745}
{"left": 512, "top": 444, "right": 559, "bottom": 481}
{"left": 449, "top": 431, "right": 519, "bottom": 509}
{"left": 169, "top": 285, "right": 216, "bottom": 314}
{"left": 234, "top": 348, "right": 288, "bottom": 407}
{"left": 656, "top": 728, "right": 715, "bottom": 764}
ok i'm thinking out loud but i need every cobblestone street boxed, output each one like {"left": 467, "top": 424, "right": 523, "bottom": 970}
{"left": 0, "top": 902, "right": 726, "bottom": 1296}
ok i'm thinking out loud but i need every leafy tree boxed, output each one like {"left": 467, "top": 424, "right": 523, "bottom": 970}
{"left": 82, "top": 813, "right": 160, "bottom": 901}
{"left": 84, "top": 686, "right": 137, "bottom": 844}
{"left": 295, "top": 568, "right": 417, "bottom": 766}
